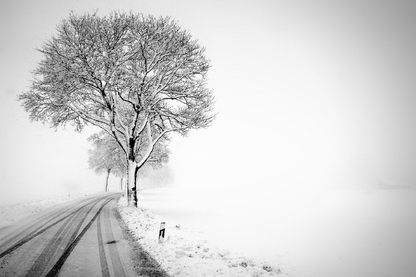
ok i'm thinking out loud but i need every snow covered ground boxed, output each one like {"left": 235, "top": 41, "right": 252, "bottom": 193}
{"left": 0, "top": 193, "right": 93, "bottom": 230}
{"left": 0, "top": 192, "right": 280, "bottom": 276}
{"left": 2, "top": 187, "right": 416, "bottom": 277}
{"left": 130, "top": 186, "right": 416, "bottom": 277}
{"left": 118, "top": 197, "right": 280, "bottom": 276}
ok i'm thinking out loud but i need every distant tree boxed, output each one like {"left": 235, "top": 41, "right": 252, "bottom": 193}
{"left": 88, "top": 131, "right": 170, "bottom": 193}
{"left": 112, "top": 158, "right": 127, "bottom": 192}
{"left": 19, "top": 12, "right": 215, "bottom": 207}
{"left": 138, "top": 165, "right": 174, "bottom": 189}
{"left": 88, "top": 132, "right": 126, "bottom": 192}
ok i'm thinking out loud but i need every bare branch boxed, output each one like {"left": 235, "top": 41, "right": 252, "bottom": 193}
{"left": 19, "top": 11, "right": 215, "bottom": 207}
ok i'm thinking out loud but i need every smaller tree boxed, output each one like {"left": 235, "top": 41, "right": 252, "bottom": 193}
{"left": 88, "top": 131, "right": 170, "bottom": 194}
{"left": 88, "top": 132, "right": 126, "bottom": 192}
{"left": 113, "top": 161, "right": 127, "bottom": 192}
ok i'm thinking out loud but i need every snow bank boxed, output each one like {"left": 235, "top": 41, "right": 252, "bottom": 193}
{"left": 117, "top": 198, "right": 281, "bottom": 276}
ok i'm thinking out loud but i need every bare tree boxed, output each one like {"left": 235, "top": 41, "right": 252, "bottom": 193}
{"left": 19, "top": 12, "right": 215, "bottom": 207}
{"left": 88, "top": 131, "right": 169, "bottom": 194}
{"left": 88, "top": 132, "right": 127, "bottom": 192}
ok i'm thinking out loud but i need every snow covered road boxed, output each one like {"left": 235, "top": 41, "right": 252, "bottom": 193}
{"left": 0, "top": 193, "right": 138, "bottom": 277}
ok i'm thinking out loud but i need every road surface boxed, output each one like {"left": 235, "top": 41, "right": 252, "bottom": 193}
{"left": 0, "top": 193, "right": 138, "bottom": 277}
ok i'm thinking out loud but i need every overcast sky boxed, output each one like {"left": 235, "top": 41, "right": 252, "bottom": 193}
{"left": 1, "top": 0, "right": 416, "bottom": 204}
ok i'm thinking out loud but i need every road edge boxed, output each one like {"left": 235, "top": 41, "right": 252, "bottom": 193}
{"left": 114, "top": 203, "right": 171, "bottom": 277}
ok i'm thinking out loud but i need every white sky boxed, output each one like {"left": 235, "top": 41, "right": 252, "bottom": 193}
{"left": 1, "top": 0, "right": 416, "bottom": 204}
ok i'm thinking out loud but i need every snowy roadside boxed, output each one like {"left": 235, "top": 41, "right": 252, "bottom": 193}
{"left": 0, "top": 193, "right": 92, "bottom": 229}
{"left": 117, "top": 197, "right": 281, "bottom": 277}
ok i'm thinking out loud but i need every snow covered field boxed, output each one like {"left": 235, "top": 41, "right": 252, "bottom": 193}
{"left": 118, "top": 198, "right": 280, "bottom": 276}
{"left": 133, "top": 186, "right": 416, "bottom": 277}
{"left": 2, "top": 187, "right": 416, "bottom": 277}
{"left": 0, "top": 192, "right": 280, "bottom": 276}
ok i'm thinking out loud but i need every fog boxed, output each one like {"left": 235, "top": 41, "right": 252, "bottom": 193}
{"left": 0, "top": 94, "right": 104, "bottom": 205}
{"left": 137, "top": 186, "right": 416, "bottom": 276}
{"left": 1, "top": 1, "right": 416, "bottom": 274}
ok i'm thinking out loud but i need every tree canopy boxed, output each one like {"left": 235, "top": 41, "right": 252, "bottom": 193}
{"left": 19, "top": 11, "right": 215, "bottom": 206}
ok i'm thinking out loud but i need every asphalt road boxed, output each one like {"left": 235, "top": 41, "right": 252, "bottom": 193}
{"left": 0, "top": 193, "right": 138, "bottom": 277}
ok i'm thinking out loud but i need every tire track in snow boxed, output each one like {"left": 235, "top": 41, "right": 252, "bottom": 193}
{"left": 102, "top": 200, "right": 126, "bottom": 277}
{"left": 24, "top": 200, "right": 99, "bottom": 277}
{"left": 0, "top": 196, "right": 97, "bottom": 248}
{"left": 44, "top": 196, "right": 115, "bottom": 277}
{"left": 97, "top": 209, "right": 110, "bottom": 277}
{"left": 0, "top": 196, "right": 101, "bottom": 259}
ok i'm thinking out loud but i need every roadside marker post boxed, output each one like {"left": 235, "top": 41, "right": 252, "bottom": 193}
{"left": 158, "top": 222, "right": 166, "bottom": 243}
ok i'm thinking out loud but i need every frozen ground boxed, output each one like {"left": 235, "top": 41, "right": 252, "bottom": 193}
{"left": 2, "top": 187, "right": 416, "bottom": 277}
{"left": 0, "top": 193, "right": 93, "bottom": 230}
{"left": 133, "top": 186, "right": 416, "bottom": 277}
{"left": 0, "top": 191, "right": 280, "bottom": 276}
{"left": 118, "top": 198, "right": 280, "bottom": 276}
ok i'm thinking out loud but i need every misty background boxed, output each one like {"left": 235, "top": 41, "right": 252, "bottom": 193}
{"left": 2, "top": 1, "right": 416, "bottom": 276}
{"left": 1, "top": 0, "right": 416, "bottom": 205}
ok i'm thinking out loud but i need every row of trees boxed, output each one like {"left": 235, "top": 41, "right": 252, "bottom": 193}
{"left": 88, "top": 131, "right": 126, "bottom": 192}
{"left": 88, "top": 130, "right": 169, "bottom": 193}
{"left": 19, "top": 11, "right": 215, "bottom": 207}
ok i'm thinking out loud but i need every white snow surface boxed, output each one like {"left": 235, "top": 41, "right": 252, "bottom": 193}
{"left": 0, "top": 192, "right": 280, "bottom": 276}
{"left": 129, "top": 186, "right": 416, "bottom": 277}
{"left": 0, "top": 193, "right": 93, "bottom": 230}
{"left": 118, "top": 197, "right": 280, "bottom": 277}
{"left": 2, "top": 187, "right": 416, "bottom": 277}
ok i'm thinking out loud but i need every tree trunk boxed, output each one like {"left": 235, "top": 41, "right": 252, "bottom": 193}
{"left": 125, "top": 176, "right": 128, "bottom": 201}
{"left": 120, "top": 176, "right": 124, "bottom": 191}
{"left": 127, "top": 160, "right": 138, "bottom": 207}
{"left": 132, "top": 170, "right": 139, "bottom": 208}
{"left": 105, "top": 168, "right": 111, "bottom": 192}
